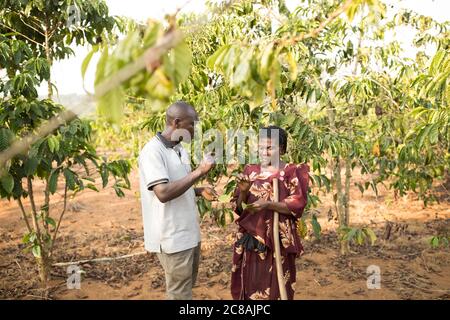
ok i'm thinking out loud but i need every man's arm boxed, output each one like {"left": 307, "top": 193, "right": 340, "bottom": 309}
{"left": 152, "top": 155, "right": 214, "bottom": 203}
{"left": 153, "top": 169, "right": 204, "bottom": 203}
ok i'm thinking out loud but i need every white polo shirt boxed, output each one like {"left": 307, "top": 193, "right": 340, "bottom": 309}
{"left": 138, "top": 133, "right": 200, "bottom": 254}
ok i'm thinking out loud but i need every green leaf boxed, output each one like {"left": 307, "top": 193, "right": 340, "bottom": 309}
{"left": 241, "top": 202, "right": 256, "bottom": 211}
{"left": 355, "top": 182, "right": 364, "bottom": 195}
{"left": 97, "top": 87, "right": 125, "bottom": 124}
{"left": 356, "top": 229, "right": 364, "bottom": 245}
{"left": 29, "top": 232, "right": 37, "bottom": 243}
{"left": 345, "top": 2, "right": 361, "bottom": 22}
{"left": 86, "top": 183, "right": 99, "bottom": 192}
{"left": 311, "top": 214, "right": 321, "bottom": 240}
{"left": 31, "top": 245, "right": 41, "bottom": 258}
{"left": 260, "top": 43, "right": 275, "bottom": 80}
{"left": 363, "top": 228, "right": 377, "bottom": 246}
{"left": 218, "top": 193, "right": 232, "bottom": 203}
{"left": 231, "top": 49, "right": 252, "bottom": 86}
{"left": 429, "top": 49, "right": 446, "bottom": 76}
{"left": 1, "top": 173, "right": 14, "bottom": 194}
{"left": 24, "top": 157, "right": 39, "bottom": 176}
{"left": 100, "top": 164, "right": 109, "bottom": 188}
{"left": 47, "top": 136, "right": 56, "bottom": 153}
{"left": 163, "top": 40, "right": 192, "bottom": 86}
{"left": 81, "top": 46, "right": 98, "bottom": 84}
{"left": 45, "top": 217, "right": 56, "bottom": 227}
{"left": 428, "top": 123, "right": 439, "bottom": 145}
{"left": 224, "top": 180, "right": 237, "bottom": 195}
{"left": 22, "top": 232, "right": 32, "bottom": 244}
{"left": 297, "top": 218, "right": 308, "bottom": 239}
{"left": 344, "top": 227, "right": 357, "bottom": 242}
{"left": 206, "top": 45, "right": 230, "bottom": 70}
{"left": 48, "top": 170, "right": 59, "bottom": 194}
{"left": 430, "top": 236, "right": 439, "bottom": 248}
{"left": 417, "top": 125, "right": 431, "bottom": 149}
{"left": 63, "top": 168, "right": 76, "bottom": 190}
{"left": 113, "top": 185, "right": 125, "bottom": 197}
{"left": 142, "top": 22, "right": 161, "bottom": 47}
{"left": 95, "top": 46, "right": 109, "bottom": 87}
{"left": 286, "top": 51, "right": 298, "bottom": 81}
{"left": 52, "top": 136, "right": 59, "bottom": 152}
{"left": 442, "top": 237, "right": 449, "bottom": 247}
{"left": 0, "top": 128, "right": 14, "bottom": 151}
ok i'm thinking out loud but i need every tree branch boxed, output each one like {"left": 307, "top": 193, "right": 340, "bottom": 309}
{"left": 42, "top": 176, "right": 50, "bottom": 233}
{"left": 52, "top": 251, "right": 148, "bottom": 267}
{"left": 49, "top": 182, "right": 67, "bottom": 258}
{"left": 27, "top": 177, "right": 43, "bottom": 248}
{"left": 18, "top": 16, "right": 45, "bottom": 36}
{"left": 0, "top": 21, "right": 44, "bottom": 47}
{"left": 283, "top": 0, "right": 354, "bottom": 45}
{"left": 17, "top": 197, "right": 32, "bottom": 233}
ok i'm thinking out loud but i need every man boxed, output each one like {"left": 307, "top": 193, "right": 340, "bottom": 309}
{"left": 138, "top": 101, "right": 217, "bottom": 300}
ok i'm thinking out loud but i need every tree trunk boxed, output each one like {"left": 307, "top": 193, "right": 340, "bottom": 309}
{"left": 344, "top": 157, "right": 352, "bottom": 226}
{"left": 333, "top": 158, "right": 350, "bottom": 255}
{"left": 27, "top": 177, "right": 50, "bottom": 286}
{"left": 37, "top": 255, "right": 50, "bottom": 285}
{"left": 327, "top": 105, "right": 349, "bottom": 255}
{"left": 42, "top": 177, "right": 50, "bottom": 233}
{"left": 333, "top": 158, "right": 345, "bottom": 224}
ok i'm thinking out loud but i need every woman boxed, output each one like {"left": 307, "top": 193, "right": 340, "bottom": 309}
{"left": 230, "top": 125, "right": 309, "bottom": 300}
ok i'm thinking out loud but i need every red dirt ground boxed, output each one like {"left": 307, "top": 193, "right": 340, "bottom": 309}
{"left": 1, "top": 169, "right": 449, "bottom": 300}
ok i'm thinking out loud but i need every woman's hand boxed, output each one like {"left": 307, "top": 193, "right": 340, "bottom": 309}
{"left": 198, "top": 187, "right": 218, "bottom": 201}
{"left": 236, "top": 173, "right": 251, "bottom": 193}
{"left": 246, "top": 199, "right": 271, "bottom": 213}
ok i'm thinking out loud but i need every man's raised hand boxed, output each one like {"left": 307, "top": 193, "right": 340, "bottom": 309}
{"left": 198, "top": 152, "right": 216, "bottom": 176}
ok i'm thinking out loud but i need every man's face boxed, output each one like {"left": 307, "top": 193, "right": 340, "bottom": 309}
{"left": 177, "top": 111, "right": 198, "bottom": 139}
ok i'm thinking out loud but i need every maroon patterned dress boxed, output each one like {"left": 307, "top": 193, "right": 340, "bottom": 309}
{"left": 230, "top": 163, "right": 310, "bottom": 300}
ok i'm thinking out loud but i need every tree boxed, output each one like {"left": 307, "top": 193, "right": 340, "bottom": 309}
{"left": 196, "top": 0, "right": 449, "bottom": 253}
{"left": 0, "top": 0, "right": 118, "bottom": 98}
{"left": 0, "top": 0, "right": 130, "bottom": 288}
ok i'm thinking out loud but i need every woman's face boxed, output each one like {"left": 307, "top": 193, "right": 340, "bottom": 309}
{"left": 259, "top": 137, "right": 280, "bottom": 166}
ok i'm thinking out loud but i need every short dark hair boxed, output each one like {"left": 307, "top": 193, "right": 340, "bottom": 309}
{"left": 166, "top": 101, "right": 196, "bottom": 124}
{"left": 170, "top": 100, "right": 194, "bottom": 110}
{"left": 260, "top": 125, "right": 288, "bottom": 154}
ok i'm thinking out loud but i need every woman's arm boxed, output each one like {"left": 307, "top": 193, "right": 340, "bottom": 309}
{"left": 236, "top": 189, "right": 249, "bottom": 213}
{"left": 195, "top": 187, "right": 218, "bottom": 200}
{"left": 231, "top": 171, "right": 251, "bottom": 215}
{"left": 247, "top": 199, "right": 294, "bottom": 216}
{"left": 267, "top": 201, "right": 295, "bottom": 216}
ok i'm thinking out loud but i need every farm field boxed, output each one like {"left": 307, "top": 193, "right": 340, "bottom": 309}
{"left": 1, "top": 169, "right": 449, "bottom": 300}
{"left": 0, "top": 0, "right": 449, "bottom": 301}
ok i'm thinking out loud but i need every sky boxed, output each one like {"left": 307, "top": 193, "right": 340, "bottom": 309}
{"left": 40, "top": 0, "right": 450, "bottom": 100}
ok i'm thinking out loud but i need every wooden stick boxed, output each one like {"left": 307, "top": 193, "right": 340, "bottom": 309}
{"left": 52, "top": 251, "right": 147, "bottom": 267}
{"left": 272, "top": 178, "right": 287, "bottom": 300}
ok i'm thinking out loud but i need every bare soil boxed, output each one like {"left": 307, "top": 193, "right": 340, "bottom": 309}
{"left": 1, "top": 169, "right": 449, "bottom": 300}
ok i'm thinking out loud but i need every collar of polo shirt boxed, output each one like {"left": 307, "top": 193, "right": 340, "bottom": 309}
{"left": 156, "top": 132, "right": 180, "bottom": 149}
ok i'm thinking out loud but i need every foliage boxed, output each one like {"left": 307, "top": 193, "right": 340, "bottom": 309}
{"left": 90, "top": 20, "right": 192, "bottom": 123}
{"left": 0, "top": 0, "right": 120, "bottom": 98}
{"left": 429, "top": 235, "right": 449, "bottom": 249}
{"left": 85, "top": 1, "right": 448, "bottom": 244}
{"left": 0, "top": 0, "right": 130, "bottom": 285}
{"left": 338, "top": 226, "right": 377, "bottom": 246}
